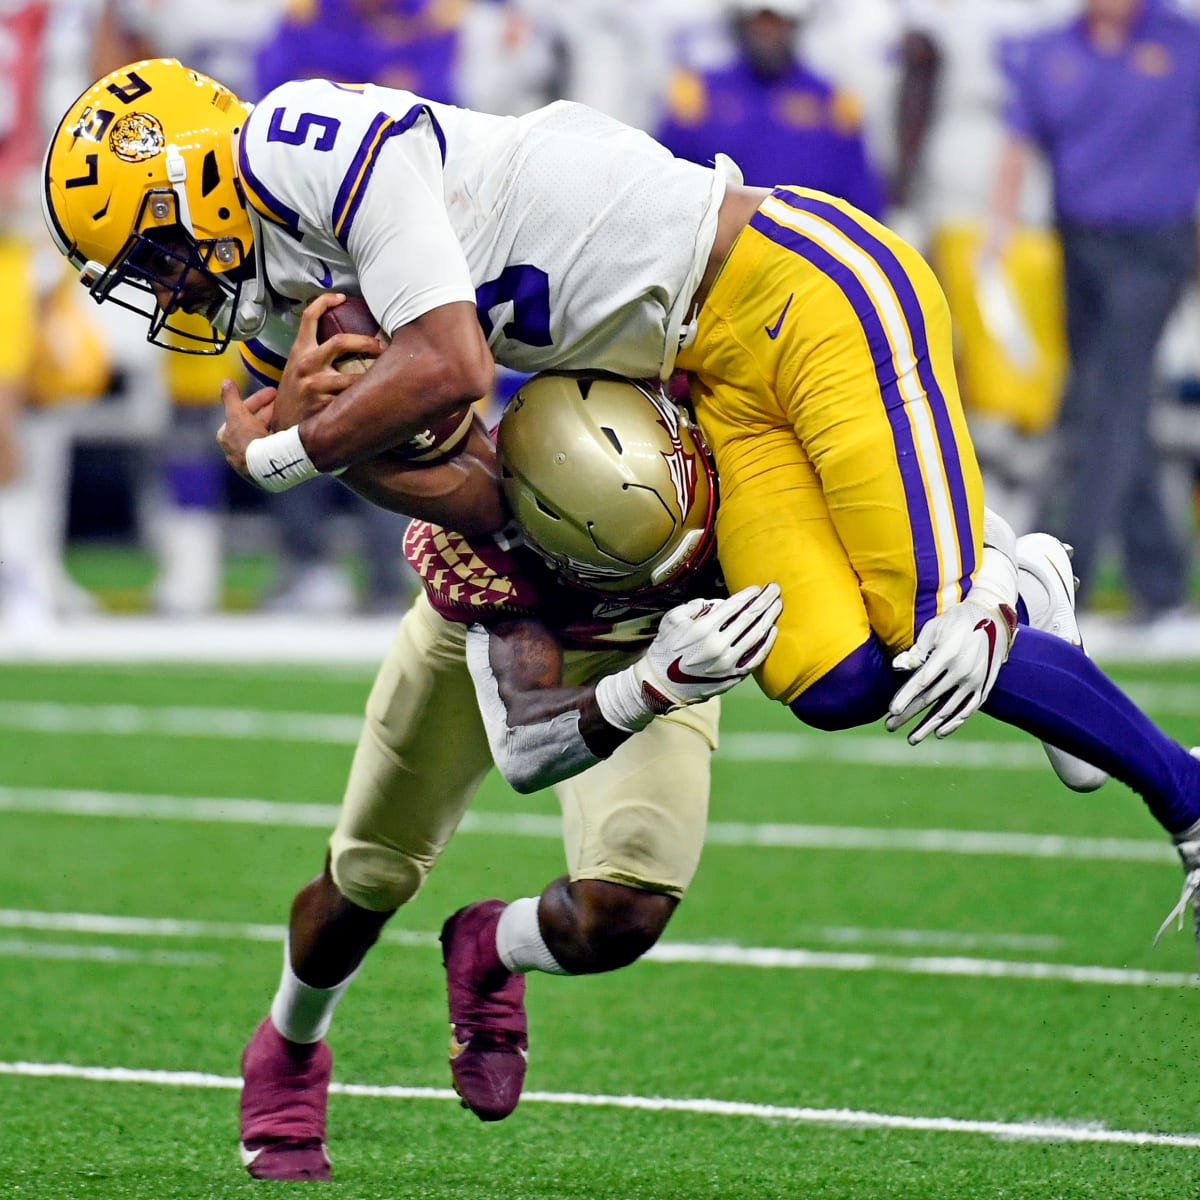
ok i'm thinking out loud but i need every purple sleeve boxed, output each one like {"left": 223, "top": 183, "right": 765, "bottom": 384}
{"left": 997, "top": 34, "right": 1038, "bottom": 140}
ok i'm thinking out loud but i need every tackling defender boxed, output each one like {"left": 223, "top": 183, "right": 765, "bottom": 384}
{"left": 240, "top": 373, "right": 781, "bottom": 1179}
{"left": 238, "top": 370, "right": 1071, "bottom": 1180}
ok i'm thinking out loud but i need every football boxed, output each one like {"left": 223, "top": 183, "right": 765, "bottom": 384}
{"left": 316, "top": 297, "right": 474, "bottom": 464}
{"left": 316, "top": 295, "right": 387, "bottom": 375}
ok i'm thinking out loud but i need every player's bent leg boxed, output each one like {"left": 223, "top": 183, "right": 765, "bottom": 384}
{"left": 440, "top": 881, "right": 678, "bottom": 1123}
{"left": 681, "top": 191, "right": 983, "bottom": 704}
{"left": 788, "top": 637, "right": 893, "bottom": 731}
{"left": 440, "top": 689, "right": 717, "bottom": 1121}
{"left": 241, "top": 595, "right": 494, "bottom": 1174}
{"left": 981, "top": 629, "right": 1200, "bottom": 962}
{"left": 536, "top": 877, "right": 677, "bottom": 973}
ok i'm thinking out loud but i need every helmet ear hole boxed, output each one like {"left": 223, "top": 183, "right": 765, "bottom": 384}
{"left": 600, "top": 426, "right": 622, "bottom": 453}
{"left": 535, "top": 499, "right": 561, "bottom": 520}
{"left": 201, "top": 151, "right": 220, "bottom": 197}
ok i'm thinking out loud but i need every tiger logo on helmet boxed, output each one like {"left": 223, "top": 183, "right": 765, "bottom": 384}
{"left": 108, "top": 112, "right": 166, "bottom": 163}
{"left": 42, "top": 58, "right": 257, "bottom": 354}
{"left": 498, "top": 371, "right": 719, "bottom": 596}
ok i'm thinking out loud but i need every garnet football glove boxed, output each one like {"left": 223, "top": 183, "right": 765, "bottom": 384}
{"left": 595, "top": 583, "right": 782, "bottom": 732}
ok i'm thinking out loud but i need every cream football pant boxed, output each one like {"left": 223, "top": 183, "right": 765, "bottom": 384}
{"left": 329, "top": 593, "right": 719, "bottom": 912}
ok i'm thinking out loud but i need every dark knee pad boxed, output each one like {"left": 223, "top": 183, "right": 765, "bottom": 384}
{"left": 788, "top": 637, "right": 893, "bottom": 731}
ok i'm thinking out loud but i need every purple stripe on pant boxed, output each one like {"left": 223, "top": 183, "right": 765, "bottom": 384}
{"left": 770, "top": 189, "right": 976, "bottom": 600}
{"left": 748, "top": 206, "right": 941, "bottom": 634}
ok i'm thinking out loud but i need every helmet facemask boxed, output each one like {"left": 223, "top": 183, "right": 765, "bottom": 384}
{"left": 81, "top": 187, "right": 249, "bottom": 354}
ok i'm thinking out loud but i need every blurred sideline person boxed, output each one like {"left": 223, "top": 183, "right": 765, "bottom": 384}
{"left": 0, "top": 0, "right": 108, "bottom": 628}
{"left": 454, "top": 0, "right": 559, "bottom": 118}
{"left": 891, "top": 0, "right": 1072, "bottom": 532}
{"left": 656, "top": 0, "right": 884, "bottom": 217}
{"left": 42, "top": 60, "right": 1200, "bottom": 975}
{"left": 238, "top": 373, "right": 781, "bottom": 1179}
{"left": 90, "top": 0, "right": 286, "bottom": 613}
{"left": 990, "top": 0, "right": 1200, "bottom": 623}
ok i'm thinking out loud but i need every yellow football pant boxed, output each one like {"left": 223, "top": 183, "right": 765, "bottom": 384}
{"left": 677, "top": 188, "right": 984, "bottom": 703}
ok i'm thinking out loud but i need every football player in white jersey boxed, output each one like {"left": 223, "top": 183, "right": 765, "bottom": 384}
{"left": 241, "top": 372, "right": 781, "bottom": 1179}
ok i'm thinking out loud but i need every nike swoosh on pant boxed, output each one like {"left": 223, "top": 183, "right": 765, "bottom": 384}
{"left": 764, "top": 293, "right": 794, "bottom": 340}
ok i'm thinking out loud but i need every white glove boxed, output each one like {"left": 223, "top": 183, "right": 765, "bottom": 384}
{"left": 595, "top": 583, "right": 782, "bottom": 732}
{"left": 886, "top": 598, "right": 1017, "bottom": 744}
{"left": 886, "top": 512, "right": 1020, "bottom": 745}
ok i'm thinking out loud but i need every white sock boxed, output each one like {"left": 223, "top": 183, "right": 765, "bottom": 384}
{"left": 269, "top": 938, "right": 359, "bottom": 1044}
{"left": 495, "top": 896, "right": 571, "bottom": 975}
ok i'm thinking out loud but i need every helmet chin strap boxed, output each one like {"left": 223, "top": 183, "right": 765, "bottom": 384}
{"left": 230, "top": 207, "right": 268, "bottom": 338}
{"left": 165, "top": 145, "right": 195, "bottom": 233}
{"left": 165, "top": 141, "right": 267, "bottom": 341}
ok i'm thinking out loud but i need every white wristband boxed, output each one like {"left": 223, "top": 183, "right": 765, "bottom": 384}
{"left": 244, "top": 427, "right": 319, "bottom": 493}
{"left": 594, "top": 667, "right": 657, "bottom": 734}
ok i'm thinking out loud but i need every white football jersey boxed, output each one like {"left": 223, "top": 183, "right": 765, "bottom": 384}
{"left": 235, "top": 79, "right": 731, "bottom": 379}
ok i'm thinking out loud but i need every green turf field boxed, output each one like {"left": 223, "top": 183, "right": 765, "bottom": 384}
{"left": 3, "top": 657, "right": 1200, "bottom": 1199}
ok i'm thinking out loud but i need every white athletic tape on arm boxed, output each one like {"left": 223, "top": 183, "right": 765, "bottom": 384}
{"left": 244, "top": 427, "right": 319, "bottom": 493}
{"left": 465, "top": 625, "right": 602, "bottom": 794}
{"left": 594, "top": 666, "right": 657, "bottom": 733}
{"left": 972, "top": 507, "right": 1019, "bottom": 619}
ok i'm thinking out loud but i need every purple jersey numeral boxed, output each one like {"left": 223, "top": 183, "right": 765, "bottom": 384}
{"left": 476, "top": 265, "right": 552, "bottom": 347}
{"left": 266, "top": 108, "right": 341, "bottom": 152}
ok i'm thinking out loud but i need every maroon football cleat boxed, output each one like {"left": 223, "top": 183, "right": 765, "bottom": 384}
{"left": 440, "top": 899, "right": 528, "bottom": 1121}
{"left": 239, "top": 1016, "right": 332, "bottom": 1181}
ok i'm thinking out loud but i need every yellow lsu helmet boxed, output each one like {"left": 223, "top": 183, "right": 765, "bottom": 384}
{"left": 498, "top": 371, "right": 718, "bottom": 596}
{"left": 42, "top": 59, "right": 256, "bottom": 354}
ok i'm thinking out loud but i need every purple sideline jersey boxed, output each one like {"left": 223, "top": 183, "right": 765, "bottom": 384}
{"left": 1003, "top": 0, "right": 1200, "bottom": 226}
{"left": 255, "top": 0, "right": 458, "bottom": 104}
{"left": 657, "top": 58, "right": 884, "bottom": 219}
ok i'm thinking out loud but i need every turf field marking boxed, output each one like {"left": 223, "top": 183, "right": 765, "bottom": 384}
{"left": 0, "top": 700, "right": 1083, "bottom": 771}
{"left": 2, "top": 1060, "right": 1198, "bottom": 1148}
{"left": 0, "top": 786, "right": 1177, "bottom": 863}
{"left": 0, "top": 910, "right": 1190, "bottom": 988}
{"left": 0, "top": 938, "right": 217, "bottom": 966}
{"left": 0, "top": 700, "right": 363, "bottom": 744}
{"left": 0, "top": 910, "right": 1063, "bottom": 954}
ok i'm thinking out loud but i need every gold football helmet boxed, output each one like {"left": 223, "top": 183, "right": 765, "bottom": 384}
{"left": 42, "top": 59, "right": 255, "bottom": 353}
{"left": 498, "top": 371, "right": 718, "bottom": 595}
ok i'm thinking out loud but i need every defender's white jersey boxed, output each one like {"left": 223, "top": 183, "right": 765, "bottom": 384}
{"left": 236, "top": 79, "right": 729, "bottom": 380}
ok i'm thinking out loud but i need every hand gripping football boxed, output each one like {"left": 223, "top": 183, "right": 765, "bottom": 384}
{"left": 317, "top": 297, "right": 473, "bottom": 463}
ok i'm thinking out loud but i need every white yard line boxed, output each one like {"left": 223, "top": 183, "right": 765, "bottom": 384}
{"left": 1, "top": 1060, "right": 1197, "bottom": 1148}
{"left": 0, "top": 785, "right": 1175, "bottom": 863}
{"left": 0, "top": 910, "right": 1189, "bottom": 988}
{"left": 0, "top": 939, "right": 217, "bottom": 966}
{"left": 0, "top": 700, "right": 1082, "bottom": 770}
{"left": 0, "top": 701, "right": 363, "bottom": 744}
{"left": 0, "top": 910, "right": 1062, "bottom": 954}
